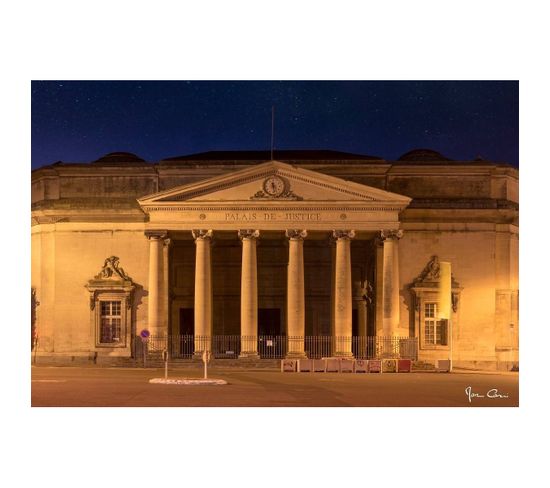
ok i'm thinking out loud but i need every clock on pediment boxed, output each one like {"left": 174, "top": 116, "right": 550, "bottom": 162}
{"left": 250, "top": 174, "right": 303, "bottom": 200}
{"left": 263, "top": 175, "right": 286, "bottom": 197}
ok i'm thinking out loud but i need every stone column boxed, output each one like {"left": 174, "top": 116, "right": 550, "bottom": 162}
{"left": 286, "top": 229, "right": 307, "bottom": 358}
{"left": 329, "top": 238, "right": 336, "bottom": 339}
{"left": 163, "top": 238, "right": 172, "bottom": 335}
{"left": 239, "top": 229, "right": 260, "bottom": 359}
{"left": 380, "top": 230, "right": 403, "bottom": 337}
{"left": 146, "top": 231, "right": 167, "bottom": 337}
{"left": 357, "top": 295, "right": 368, "bottom": 337}
{"left": 374, "top": 239, "right": 384, "bottom": 336}
{"left": 192, "top": 229, "right": 213, "bottom": 355}
{"left": 332, "top": 230, "right": 355, "bottom": 357}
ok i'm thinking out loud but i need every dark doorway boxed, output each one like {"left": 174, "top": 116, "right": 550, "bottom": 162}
{"left": 179, "top": 308, "right": 194, "bottom": 357}
{"left": 258, "top": 308, "right": 283, "bottom": 335}
{"left": 352, "top": 309, "right": 358, "bottom": 336}
{"left": 258, "top": 308, "right": 285, "bottom": 358}
{"left": 352, "top": 308, "right": 359, "bottom": 357}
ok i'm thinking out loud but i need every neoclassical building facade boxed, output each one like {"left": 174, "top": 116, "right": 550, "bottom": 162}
{"left": 31, "top": 149, "right": 519, "bottom": 369}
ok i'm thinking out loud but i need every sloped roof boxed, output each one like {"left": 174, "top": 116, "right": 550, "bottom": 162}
{"left": 160, "top": 149, "right": 384, "bottom": 163}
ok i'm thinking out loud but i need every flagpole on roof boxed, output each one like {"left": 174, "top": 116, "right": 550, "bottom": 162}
{"left": 271, "top": 106, "right": 275, "bottom": 160}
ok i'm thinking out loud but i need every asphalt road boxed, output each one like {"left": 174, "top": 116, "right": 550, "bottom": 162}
{"left": 31, "top": 366, "right": 519, "bottom": 407}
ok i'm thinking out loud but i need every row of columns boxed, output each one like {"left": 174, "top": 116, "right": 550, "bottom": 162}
{"left": 146, "top": 229, "right": 403, "bottom": 358}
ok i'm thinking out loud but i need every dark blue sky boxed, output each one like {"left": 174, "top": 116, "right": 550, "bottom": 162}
{"left": 31, "top": 80, "right": 518, "bottom": 169}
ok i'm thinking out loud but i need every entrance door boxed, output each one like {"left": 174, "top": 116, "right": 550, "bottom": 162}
{"left": 258, "top": 308, "right": 285, "bottom": 358}
{"left": 258, "top": 308, "right": 283, "bottom": 335}
{"left": 179, "top": 308, "right": 194, "bottom": 357}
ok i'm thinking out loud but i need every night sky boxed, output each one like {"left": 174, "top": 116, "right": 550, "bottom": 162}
{"left": 31, "top": 80, "right": 518, "bottom": 169}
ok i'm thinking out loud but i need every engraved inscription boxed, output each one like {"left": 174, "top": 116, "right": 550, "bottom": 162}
{"left": 224, "top": 212, "right": 321, "bottom": 222}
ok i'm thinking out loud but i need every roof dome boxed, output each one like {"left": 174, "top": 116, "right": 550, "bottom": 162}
{"left": 93, "top": 152, "right": 145, "bottom": 164}
{"left": 397, "top": 149, "right": 451, "bottom": 162}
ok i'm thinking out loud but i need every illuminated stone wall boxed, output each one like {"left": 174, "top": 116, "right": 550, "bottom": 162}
{"left": 31, "top": 224, "right": 151, "bottom": 357}
{"left": 31, "top": 154, "right": 519, "bottom": 368}
{"left": 399, "top": 227, "right": 504, "bottom": 366}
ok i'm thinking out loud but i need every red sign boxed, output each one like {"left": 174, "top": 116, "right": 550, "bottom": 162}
{"left": 398, "top": 359, "right": 412, "bottom": 373}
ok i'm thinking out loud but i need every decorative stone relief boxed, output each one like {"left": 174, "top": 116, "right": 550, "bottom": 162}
{"left": 145, "top": 230, "right": 167, "bottom": 240}
{"left": 251, "top": 189, "right": 303, "bottom": 200}
{"left": 238, "top": 229, "right": 260, "bottom": 240}
{"left": 380, "top": 229, "right": 403, "bottom": 241}
{"left": 414, "top": 255, "right": 441, "bottom": 282}
{"left": 332, "top": 230, "right": 356, "bottom": 240}
{"left": 451, "top": 292, "right": 459, "bottom": 313}
{"left": 94, "top": 256, "right": 132, "bottom": 281}
{"left": 250, "top": 175, "right": 303, "bottom": 200}
{"left": 360, "top": 280, "right": 374, "bottom": 304}
{"left": 413, "top": 255, "right": 460, "bottom": 289}
{"left": 285, "top": 229, "right": 307, "bottom": 240}
{"left": 191, "top": 229, "right": 213, "bottom": 241}
{"left": 86, "top": 256, "right": 135, "bottom": 311}
{"left": 410, "top": 255, "right": 462, "bottom": 316}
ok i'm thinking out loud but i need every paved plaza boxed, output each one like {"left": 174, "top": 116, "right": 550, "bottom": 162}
{"left": 31, "top": 366, "right": 519, "bottom": 407}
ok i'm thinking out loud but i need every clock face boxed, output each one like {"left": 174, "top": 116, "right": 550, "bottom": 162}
{"left": 263, "top": 175, "right": 285, "bottom": 197}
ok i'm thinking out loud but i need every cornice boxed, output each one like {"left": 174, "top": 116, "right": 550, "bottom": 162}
{"left": 387, "top": 162, "right": 518, "bottom": 177}
{"left": 31, "top": 214, "right": 147, "bottom": 225}
{"left": 407, "top": 198, "right": 519, "bottom": 210}
{"left": 141, "top": 204, "right": 406, "bottom": 212}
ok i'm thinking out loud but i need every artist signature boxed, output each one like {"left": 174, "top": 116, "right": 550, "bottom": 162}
{"left": 465, "top": 386, "right": 509, "bottom": 403}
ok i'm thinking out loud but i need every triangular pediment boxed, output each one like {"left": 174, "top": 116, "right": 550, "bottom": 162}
{"left": 138, "top": 161, "right": 410, "bottom": 206}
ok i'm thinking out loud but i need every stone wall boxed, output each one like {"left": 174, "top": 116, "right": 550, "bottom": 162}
{"left": 32, "top": 224, "right": 150, "bottom": 356}
{"left": 31, "top": 158, "right": 519, "bottom": 368}
{"left": 398, "top": 223, "right": 519, "bottom": 369}
{"left": 32, "top": 161, "right": 519, "bottom": 204}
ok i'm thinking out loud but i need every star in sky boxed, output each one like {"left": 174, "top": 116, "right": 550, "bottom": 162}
{"left": 31, "top": 80, "right": 518, "bottom": 168}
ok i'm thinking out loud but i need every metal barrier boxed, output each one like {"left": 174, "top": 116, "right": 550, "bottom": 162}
{"left": 135, "top": 335, "right": 418, "bottom": 360}
{"left": 212, "top": 335, "right": 241, "bottom": 358}
{"left": 304, "top": 336, "right": 332, "bottom": 359}
{"left": 258, "top": 335, "right": 287, "bottom": 358}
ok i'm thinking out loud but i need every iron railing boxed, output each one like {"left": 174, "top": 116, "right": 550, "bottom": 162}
{"left": 135, "top": 335, "right": 418, "bottom": 360}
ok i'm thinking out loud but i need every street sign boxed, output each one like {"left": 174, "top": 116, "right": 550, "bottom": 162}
{"left": 140, "top": 329, "right": 150, "bottom": 339}
{"left": 202, "top": 350, "right": 211, "bottom": 379}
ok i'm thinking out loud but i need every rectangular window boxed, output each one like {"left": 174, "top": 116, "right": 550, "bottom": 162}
{"left": 424, "top": 302, "right": 437, "bottom": 345}
{"left": 424, "top": 303, "right": 448, "bottom": 346}
{"left": 100, "top": 301, "right": 122, "bottom": 343}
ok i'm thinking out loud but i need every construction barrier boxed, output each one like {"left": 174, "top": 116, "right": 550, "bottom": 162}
{"left": 282, "top": 357, "right": 418, "bottom": 373}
